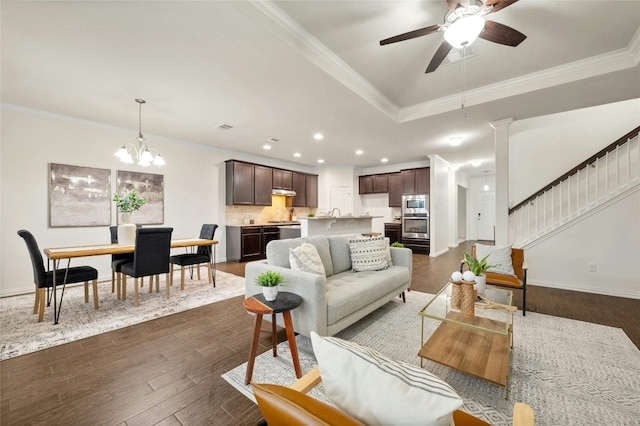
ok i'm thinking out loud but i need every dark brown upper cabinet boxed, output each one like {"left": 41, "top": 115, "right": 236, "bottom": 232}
{"left": 359, "top": 175, "right": 373, "bottom": 194}
{"left": 254, "top": 165, "right": 273, "bottom": 206}
{"left": 305, "top": 174, "right": 318, "bottom": 207}
{"left": 373, "top": 174, "right": 388, "bottom": 193}
{"left": 388, "top": 173, "right": 402, "bottom": 207}
{"left": 402, "top": 167, "right": 430, "bottom": 195}
{"left": 292, "top": 172, "right": 307, "bottom": 207}
{"left": 273, "top": 169, "right": 293, "bottom": 190}
{"left": 226, "top": 160, "right": 254, "bottom": 205}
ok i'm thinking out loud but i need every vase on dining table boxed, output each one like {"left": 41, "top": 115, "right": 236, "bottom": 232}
{"left": 117, "top": 212, "right": 137, "bottom": 246}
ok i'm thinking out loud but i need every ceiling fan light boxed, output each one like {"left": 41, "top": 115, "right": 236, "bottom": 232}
{"left": 444, "top": 15, "right": 484, "bottom": 48}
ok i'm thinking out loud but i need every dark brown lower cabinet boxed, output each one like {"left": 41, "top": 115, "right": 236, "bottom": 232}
{"left": 384, "top": 223, "right": 402, "bottom": 245}
{"left": 226, "top": 225, "right": 280, "bottom": 262}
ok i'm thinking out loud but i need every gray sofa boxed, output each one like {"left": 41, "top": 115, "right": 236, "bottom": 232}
{"left": 244, "top": 234, "right": 412, "bottom": 337}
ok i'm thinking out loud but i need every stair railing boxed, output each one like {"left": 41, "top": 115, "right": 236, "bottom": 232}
{"left": 509, "top": 126, "right": 640, "bottom": 246}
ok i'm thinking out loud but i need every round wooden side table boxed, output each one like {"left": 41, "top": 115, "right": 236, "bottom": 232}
{"left": 243, "top": 291, "right": 303, "bottom": 385}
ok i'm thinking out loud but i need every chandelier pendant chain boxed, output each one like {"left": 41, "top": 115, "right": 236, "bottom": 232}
{"left": 461, "top": 45, "right": 467, "bottom": 118}
{"left": 136, "top": 98, "right": 145, "bottom": 142}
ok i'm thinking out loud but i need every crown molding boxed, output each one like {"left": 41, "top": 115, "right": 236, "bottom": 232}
{"left": 248, "top": 0, "right": 398, "bottom": 121}
{"left": 251, "top": 1, "right": 639, "bottom": 125}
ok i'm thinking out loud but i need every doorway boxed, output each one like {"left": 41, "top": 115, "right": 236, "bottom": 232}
{"left": 476, "top": 191, "right": 495, "bottom": 241}
{"left": 457, "top": 185, "right": 467, "bottom": 242}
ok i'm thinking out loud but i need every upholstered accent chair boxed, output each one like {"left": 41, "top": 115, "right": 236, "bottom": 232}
{"left": 169, "top": 224, "right": 218, "bottom": 289}
{"left": 18, "top": 229, "right": 99, "bottom": 322}
{"left": 120, "top": 227, "right": 173, "bottom": 306}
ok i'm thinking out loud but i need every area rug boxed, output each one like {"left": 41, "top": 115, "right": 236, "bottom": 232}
{"left": 0, "top": 270, "right": 245, "bottom": 360}
{"left": 222, "top": 291, "right": 640, "bottom": 426}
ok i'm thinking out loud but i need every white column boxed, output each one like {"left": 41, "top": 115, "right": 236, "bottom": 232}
{"left": 490, "top": 118, "right": 513, "bottom": 246}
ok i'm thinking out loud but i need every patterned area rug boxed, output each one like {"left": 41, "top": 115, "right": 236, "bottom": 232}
{"left": 222, "top": 291, "right": 640, "bottom": 426}
{"left": 1, "top": 270, "right": 245, "bottom": 360}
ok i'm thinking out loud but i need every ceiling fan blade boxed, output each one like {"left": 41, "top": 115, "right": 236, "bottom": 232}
{"left": 425, "top": 41, "right": 453, "bottom": 73}
{"left": 479, "top": 20, "right": 526, "bottom": 46}
{"left": 380, "top": 24, "right": 441, "bottom": 46}
{"left": 483, "top": 0, "right": 519, "bottom": 14}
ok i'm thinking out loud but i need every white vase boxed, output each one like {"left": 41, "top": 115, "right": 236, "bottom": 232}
{"left": 262, "top": 286, "right": 279, "bottom": 302}
{"left": 475, "top": 274, "right": 487, "bottom": 296}
{"left": 117, "top": 212, "right": 137, "bottom": 246}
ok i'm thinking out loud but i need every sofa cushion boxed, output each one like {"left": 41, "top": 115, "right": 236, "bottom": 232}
{"left": 311, "top": 332, "right": 462, "bottom": 426}
{"left": 267, "top": 236, "right": 333, "bottom": 277}
{"left": 327, "top": 235, "right": 355, "bottom": 275}
{"left": 348, "top": 236, "right": 389, "bottom": 272}
{"left": 289, "top": 243, "right": 325, "bottom": 276}
{"left": 325, "top": 266, "right": 409, "bottom": 326}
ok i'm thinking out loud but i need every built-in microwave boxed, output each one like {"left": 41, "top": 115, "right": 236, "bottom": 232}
{"left": 402, "top": 194, "right": 429, "bottom": 215}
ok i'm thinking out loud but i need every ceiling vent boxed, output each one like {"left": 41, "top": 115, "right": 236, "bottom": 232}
{"left": 217, "top": 123, "right": 233, "bottom": 130}
{"left": 266, "top": 138, "right": 279, "bottom": 143}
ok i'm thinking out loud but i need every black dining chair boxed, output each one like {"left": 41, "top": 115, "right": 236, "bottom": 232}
{"left": 170, "top": 224, "right": 218, "bottom": 290}
{"left": 109, "top": 225, "right": 142, "bottom": 299}
{"left": 18, "top": 230, "right": 99, "bottom": 322}
{"left": 120, "top": 227, "right": 173, "bottom": 307}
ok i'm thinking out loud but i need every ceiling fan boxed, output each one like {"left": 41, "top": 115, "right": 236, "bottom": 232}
{"left": 380, "top": 0, "right": 526, "bottom": 73}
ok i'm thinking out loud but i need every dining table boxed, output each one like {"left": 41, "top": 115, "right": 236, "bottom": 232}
{"left": 43, "top": 238, "right": 218, "bottom": 324}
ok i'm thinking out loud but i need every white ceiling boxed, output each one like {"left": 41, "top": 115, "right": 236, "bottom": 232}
{"left": 2, "top": 1, "right": 639, "bottom": 176}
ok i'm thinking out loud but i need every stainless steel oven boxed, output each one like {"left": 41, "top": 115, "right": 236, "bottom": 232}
{"left": 402, "top": 195, "right": 429, "bottom": 239}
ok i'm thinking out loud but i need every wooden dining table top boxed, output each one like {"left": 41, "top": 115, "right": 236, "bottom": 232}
{"left": 44, "top": 238, "right": 218, "bottom": 260}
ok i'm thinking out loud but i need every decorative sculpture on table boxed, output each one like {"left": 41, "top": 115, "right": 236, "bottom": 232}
{"left": 113, "top": 190, "right": 146, "bottom": 245}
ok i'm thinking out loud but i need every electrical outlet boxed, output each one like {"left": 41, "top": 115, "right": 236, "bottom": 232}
{"left": 589, "top": 263, "right": 596, "bottom": 272}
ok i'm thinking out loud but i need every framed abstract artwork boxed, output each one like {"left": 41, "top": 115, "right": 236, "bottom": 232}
{"left": 49, "top": 163, "right": 112, "bottom": 227}
{"left": 116, "top": 170, "right": 164, "bottom": 224}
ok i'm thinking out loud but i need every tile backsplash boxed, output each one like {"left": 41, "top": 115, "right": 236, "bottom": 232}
{"left": 225, "top": 195, "right": 314, "bottom": 225}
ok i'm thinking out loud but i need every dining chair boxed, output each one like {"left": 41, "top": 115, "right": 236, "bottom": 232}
{"left": 109, "top": 225, "right": 142, "bottom": 299}
{"left": 169, "top": 224, "right": 218, "bottom": 290}
{"left": 120, "top": 227, "right": 173, "bottom": 307}
{"left": 18, "top": 229, "right": 99, "bottom": 322}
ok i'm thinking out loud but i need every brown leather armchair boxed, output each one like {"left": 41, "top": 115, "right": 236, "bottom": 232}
{"left": 462, "top": 245, "right": 528, "bottom": 315}
{"left": 253, "top": 366, "right": 534, "bottom": 426}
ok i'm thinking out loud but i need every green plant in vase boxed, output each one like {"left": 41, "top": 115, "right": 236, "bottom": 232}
{"left": 113, "top": 189, "right": 146, "bottom": 246}
{"left": 255, "top": 270, "right": 285, "bottom": 302}
{"left": 391, "top": 241, "right": 404, "bottom": 248}
{"left": 463, "top": 252, "right": 498, "bottom": 296}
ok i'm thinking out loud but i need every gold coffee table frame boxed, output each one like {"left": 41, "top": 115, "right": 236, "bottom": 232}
{"left": 418, "top": 283, "right": 514, "bottom": 398}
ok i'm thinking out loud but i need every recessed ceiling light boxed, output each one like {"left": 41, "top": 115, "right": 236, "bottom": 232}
{"left": 470, "top": 160, "right": 482, "bottom": 167}
{"left": 381, "top": 158, "right": 388, "bottom": 163}
{"left": 317, "top": 159, "right": 324, "bottom": 163}
{"left": 449, "top": 137, "right": 462, "bottom": 146}
{"left": 355, "top": 150, "right": 363, "bottom": 155}
{"left": 450, "top": 164, "right": 460, "bottom": 171}
{"left": 293, "top": 152, "right": 301, "bottom": 157}
{"left": 262, "top": 144, "right": 271, "bottom": 150}
{"left": 314, "top": 133, "right": 324, "bottom": 140}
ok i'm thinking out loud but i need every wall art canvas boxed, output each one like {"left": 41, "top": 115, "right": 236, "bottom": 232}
{"left": 116, "top": 170, "right": 164, "bottom": 224}
{"left": 49, "top": 163, "right": 112, "bottom": 227}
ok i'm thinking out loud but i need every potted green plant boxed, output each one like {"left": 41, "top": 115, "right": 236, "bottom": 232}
{"left": 113, "top": 189, "right": 146, "bottom": 245}
{"left": 463, "top": 252, "right": 497, "bottom": 295}
{"left": 391, "top": 241, "right": 404, "bottom": 248}
{"left": 255, "top": 270, "right": 285, "bottom": 301}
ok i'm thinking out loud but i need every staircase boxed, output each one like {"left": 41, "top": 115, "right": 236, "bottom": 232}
{"left": 509, "top": 127, "right": 640, "bottom": 247}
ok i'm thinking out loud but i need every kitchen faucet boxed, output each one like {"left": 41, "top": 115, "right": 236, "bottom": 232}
{"left": 331, "top": 208, "right": 341, "bottom": 217}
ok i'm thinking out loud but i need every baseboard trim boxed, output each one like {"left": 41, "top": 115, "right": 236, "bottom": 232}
{"left": 530, "top": 279, "right": 640, "bottom": 300}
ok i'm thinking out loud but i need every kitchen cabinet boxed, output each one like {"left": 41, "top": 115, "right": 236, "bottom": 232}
{"left": 226, "top": 161, "right": 254, "bottom": 205}
{"left": 254, "top": 165, "right": 273, "bottom": 206}
{"left": 292, "top": 172, "right": 306, "bottom": 207}
{"left": 402, "top": 167, "right": 430, "bottom": 195}
{"left": 226, "top": 225, "right": 281, "bottom": 262}
{"left": 305, "top": 174, "right": 318, "bottom": 207}
{"left": 292, "top": 172, "right": 318, "bottom": 207}
{"left": 384, "top": 222, "right": 402, "bottom": 245}
{"left": 273, "top": 169, "right": 293, "bottom": 190}
{"left": 388, "top": 173, "right": 402, "bottom": 207}
{"left": 373, "top": 174, "right": 388, "bottom": 193}
{"left": 359, "top": 175, "right": 373, "bottom": 194}
{"left": 359, "top": 174, "right": 388, "bottom": 194}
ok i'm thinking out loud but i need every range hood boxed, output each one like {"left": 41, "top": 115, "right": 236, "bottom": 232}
{"left": 272, "top": 189, "right": 296, "bottom": 197}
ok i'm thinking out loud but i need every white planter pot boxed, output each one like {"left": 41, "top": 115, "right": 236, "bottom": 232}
{"left": 475, "top": 274, "right": 487, "bottom": 296}
{"left": 117, "top": 213, "right": 137, "bottom": 246}
{"left": 262, "top": 286, "right": 279, "bottom": 302}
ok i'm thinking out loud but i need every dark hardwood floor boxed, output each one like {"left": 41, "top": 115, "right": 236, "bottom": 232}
{"left": 2, "top": 241, "right": 638, "bottom": 425}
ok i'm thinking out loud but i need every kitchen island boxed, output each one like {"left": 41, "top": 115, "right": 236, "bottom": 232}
{"left": 299, "top": 216, "right": 381, "bottom": 237}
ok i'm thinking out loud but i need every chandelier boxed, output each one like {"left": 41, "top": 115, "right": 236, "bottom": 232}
{"left": 115, "top": 98, "right": 165, "bottom": 166}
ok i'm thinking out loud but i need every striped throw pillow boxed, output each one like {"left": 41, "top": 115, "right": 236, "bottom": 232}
{"left": 348, "top": 236, "right": 389, "bottom": 272}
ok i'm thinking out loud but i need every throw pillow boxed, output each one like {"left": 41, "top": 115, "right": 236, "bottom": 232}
{"left": 348, "top": 236, "right": 388, "bottom": 272}
{"left": 475, "top": 244, "right": 515, "bottom": 277}
{"left": 383, "top": 237, "right": 393, "bottom": 268}
{"left": 311, "top": 332, "right": 462, "bottom": 426}
{"left": 289, "top": 243, "right": 326, "bottom": 276}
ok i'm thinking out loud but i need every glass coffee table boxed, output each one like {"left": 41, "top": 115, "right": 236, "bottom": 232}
{"left": 418, "top": 282, "right": 514, "bottom": 398}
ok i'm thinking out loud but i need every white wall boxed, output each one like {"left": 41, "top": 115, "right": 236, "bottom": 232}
{"left": 427, "top": 155, "right": 450, "bottom": 256}
{"left": 510, "top": 98, "right": 640, "bottom": 206}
